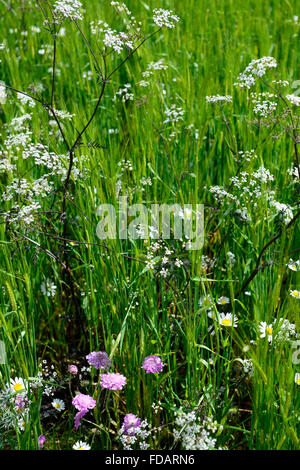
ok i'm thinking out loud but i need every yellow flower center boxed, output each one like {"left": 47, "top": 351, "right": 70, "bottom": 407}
{"left": 14, "top": 384, "right": 23, "bottom": 392}
{"left": 296, "top": 378, "right": 300, "bottom": 385}
{"left": 292, "top": 291, "right": 299, "bottom": 297}
{"left": 55, "top": 403, "right": 61, "bottom": 408}
{"left": 78, "top": 447, "right": 85, "bottom": 450}
{"left": 220, "top": 299, "right": 227, "bottom": 304}
{"left": 266, "top": 327, "right": 273, "bottom": 335}
{"left": 222, "top": 319, "right": 231, "bottom": 326}
{"left": 204, "top": 299, "right": 211, "bottom": 305}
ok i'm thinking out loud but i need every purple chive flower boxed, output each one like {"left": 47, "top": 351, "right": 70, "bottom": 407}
{"left": 122, "top": 413, "right": 141, "bottom": 436}
{"left": 68, "top": 364, "right": 78, "bottom": 375}
{"left": 38, "top": 435, "right": 46, "bottom": 450}
{"left": 86, "top": 351, "right": 112, "bottom": 370}
{"left": 72, "top": 393, "right": 96, "bottom": 430}
{"left": 100, "top": 372, "right": 127, "bottom": 391}
{"left": 141, "top": 355, "right": 164, "bottom": 373}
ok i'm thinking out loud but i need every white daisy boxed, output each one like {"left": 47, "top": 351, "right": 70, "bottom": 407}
{"left": 295, "top": 373, "right": 300, "bottom": 385}
{"left": 73, "top": 441, "right": 91, "bottom": 450}
{"left": 217, "top": 296, "right": 230, "bottom": 306}
{"left": 9, "top": 377, "right": 27, "bottom": 395}
{"left": 52, "top": 398, "right": 65, "bottom": 412}
{"left": 287, "top": 259, "right": 300, "bottom": 272}
{"left": 258, "top": 322, "right": 273, "bottom": 343}
{"left": 199, "top": 295, "right": 213, "bottom": 309}
{"left": 18, "top": 417, "right": 27, "bottom": 431}
{"left": 207, "top": 309, "right": 218, "bottom": 320}
{"left": 290, "top": 290, "right": 300, "bottom": 299}
{"left": 218, "top": 312, "right": 238, "bottom": 327}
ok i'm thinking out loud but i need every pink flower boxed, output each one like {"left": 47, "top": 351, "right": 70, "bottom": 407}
{"left": 72, "top": 393, "right": 96, "bottom": 430}
{"left": 141, "top": 355, "right": 164, "bottom": 373}
{"left": 86, "top": 351, "right": 112, "bottom": 370}
{"left": 100, "top": 372, "right": 127, "bottom": 391}
{"left": 72, "top": 393, "right": 96, "bottom": 411}
{"left": 68, "top": 364, "right": 78, "bottom": 375}
{"left": 38, "top": 435, "right": 46, "bottom": 450}
{"left": 122, "top": 413, "right": 141, "bottom": 436}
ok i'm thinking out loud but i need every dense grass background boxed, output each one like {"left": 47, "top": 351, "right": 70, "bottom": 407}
{"left": 0, "top": 0, "right": 299, "bottom": 450}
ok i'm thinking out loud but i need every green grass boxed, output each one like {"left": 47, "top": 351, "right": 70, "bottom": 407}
{"left": 0, "top": 0, "right": 299, "bottom": 450}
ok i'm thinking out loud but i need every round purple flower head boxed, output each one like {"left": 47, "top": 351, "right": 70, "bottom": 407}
{"left": 38, "top": 435, "right": 46, "bottom": 450}
{"left": 100, "top": 372, "right": 127, "bottom": 391}
{"left": 142, "top": 355, "right": 164, "bottom": 373}
{"left": 68, "top": 364, "right": 78, "bottom": 375}
{"left": 72, "top": 393, "right": 96, "bottom": 430}
{"left": 122, "top": 413, "right": 141, "bottom": 436}
{"left": 72, "top": 393, "right": 96, "bottom": 411}
{"left": 86, "top": 351, "right": 112, "bottom": 370}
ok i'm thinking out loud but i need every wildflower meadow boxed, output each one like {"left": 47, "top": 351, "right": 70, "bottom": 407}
{"left": 0, "top": 0, "right": 299, "bottom": 453}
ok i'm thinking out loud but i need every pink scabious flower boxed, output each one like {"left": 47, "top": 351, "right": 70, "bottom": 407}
{"left": 141, "top": 355, "right": 164, "bottom": 373}
{"left": 100, "top": 372, "right": 127, "bottom": 391}
{"left": 38, "top": 435, "right": 46, "bottom": 450}
{"left": 86, "top": 351, "right": 112, "bottom": 370}
{"left": 72, "top": 393, "right": 96, "bottom": 430}
{"left": 122, "top": 413, "right": 141, "bottom": 436}
{"left": 68, "top": 364, "right": 78, "bottom": 375}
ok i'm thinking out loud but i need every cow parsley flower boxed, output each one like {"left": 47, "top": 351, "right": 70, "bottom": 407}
{"left": 234, "top": 57, "right": 277, "bottom": 89}
{"left": 286, "top": 94, "right": 300, "bottom": 106}
{"left": 153, "top": 9, "right": 180, "bottom": 28}
{"left": 100, "top": 372, "right": 127, "bottom": 390}
{"left": 141, "top": 355, "right": 164, "bottom": 373}
{"left": 205, "top": 95, "right": 232, "bottom": 104}
{"left": 53, "top": 0, "right": 83, "bottom": 21}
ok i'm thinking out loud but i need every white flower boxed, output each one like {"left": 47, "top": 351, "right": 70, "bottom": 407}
{"left": 9, "top": 377, "right": 27, "bottom": 395}
{"left": 286, "top": 94, "right": 300, "bottom": 106}
{"left": 218, "top": 312, "right": 238, "bottom": 327}
{"left": 217, "top": 296, "right": 230, "bottom": 306}
{"left": 295, "top": 373, "right": 300, "bottom": 385}
{"left": 153, "top": 9, "right": 180, "bottom": 28}
{"left": 199, "top": 295, "right": 213, "bottom": 309}
{"left": 234, "top": 57, "right": 277, "bottom": 89}
{"left": 41, "top": 279, "right": 57, "bottom": 297}
{"left": 290, "top": 290, "right": 300, "bottom": 299}
{"left": 53, "top": 0, "right": 83, "bottom": 21}
{"left": 258, "top": 322, "right": 273, "bottom": 342}
{"left": 52, "top": 399, "right": 65, "bottom": 412}
{"left": 207, "top": 310, "right": 218, "bottom": 320}
{"left": 206, "top": 95, "right": 232, "bottom": 104}
{"left": 18, "top": 417, "right": 27, "bottom": 431}
{"left": 287, "top": 259, "right": 300, "bottom": 271}
{"left": 0, "top": 82, "right": 6, "bottom": 104}
{"left": 73, "top": 441, "right": 91, "bottom": 450}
